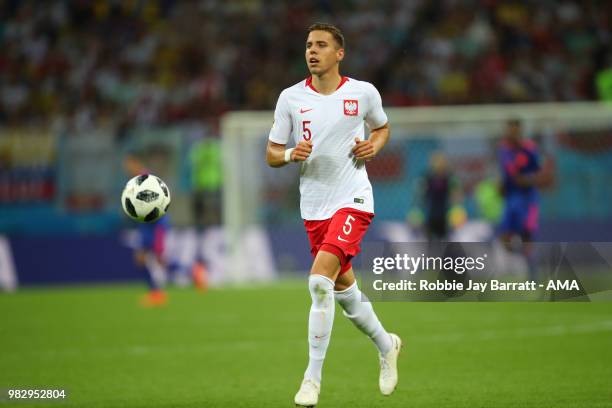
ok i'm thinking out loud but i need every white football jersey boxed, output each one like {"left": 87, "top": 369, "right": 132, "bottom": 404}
{"left": 269, "top": 76, "right": 388, "bottom": 220}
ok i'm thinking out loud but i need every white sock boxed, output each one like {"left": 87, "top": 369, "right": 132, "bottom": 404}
{"left": 304, "top": 274, "right": 335, "bottom": 384}
{"left": 335, "top": 282, "right": 392, "bottom": 355}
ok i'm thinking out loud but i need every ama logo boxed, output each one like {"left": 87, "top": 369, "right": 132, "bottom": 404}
{"left": 344, "top": 99, "right": 358, "bottom": 116}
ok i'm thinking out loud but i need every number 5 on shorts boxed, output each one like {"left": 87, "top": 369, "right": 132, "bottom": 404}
{"left": 342, "top": 215, "right": 356, "bottom": 236}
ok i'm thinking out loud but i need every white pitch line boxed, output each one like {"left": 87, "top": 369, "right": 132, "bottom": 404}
{"left": 3, "top": 320, "right": 612, "bottom": 360}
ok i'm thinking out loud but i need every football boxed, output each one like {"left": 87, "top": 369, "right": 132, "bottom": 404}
{"left": 121, "top": 174, "right": 171, "bottom": 223}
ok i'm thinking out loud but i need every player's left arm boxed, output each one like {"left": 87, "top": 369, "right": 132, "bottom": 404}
{"left": 352, "top": 123, "right": 390, "bottom": 160}
{"left": 353, "top": 83, "right": 390, "bottom": 160}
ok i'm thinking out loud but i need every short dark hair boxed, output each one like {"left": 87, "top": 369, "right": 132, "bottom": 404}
{"left": 307, "top": 23, "right": 345, "bottom": 48}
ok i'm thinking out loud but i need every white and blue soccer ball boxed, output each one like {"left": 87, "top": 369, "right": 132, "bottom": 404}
{"left": 121, "top": 174, "right": 171, "bottom": 223}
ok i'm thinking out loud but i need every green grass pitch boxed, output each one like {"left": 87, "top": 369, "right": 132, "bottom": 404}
{"left": 1, "top": 282, "right": 611, "bottom": 407}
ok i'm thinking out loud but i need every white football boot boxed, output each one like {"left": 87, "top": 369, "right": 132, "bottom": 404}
{"left": 294, "top": 378, "right": 320, "bottom": 407}
{"left": 379, "top": 333, "right": 402, "bottom": 395}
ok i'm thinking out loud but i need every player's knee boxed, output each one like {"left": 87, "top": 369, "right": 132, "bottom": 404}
{"left": 308, "top": 274, "right": 334, "bottom": 307}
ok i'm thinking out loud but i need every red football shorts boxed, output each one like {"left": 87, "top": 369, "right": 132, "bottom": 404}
{"left": 304, "top": 208, "right": 374, "bottom": 275}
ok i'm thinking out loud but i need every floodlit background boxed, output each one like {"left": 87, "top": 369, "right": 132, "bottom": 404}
{"left": 1, "top": 0, "right": 612, "bottom": 286}
{"left": 1, "top": 1, "right": 611, "bottom": 407}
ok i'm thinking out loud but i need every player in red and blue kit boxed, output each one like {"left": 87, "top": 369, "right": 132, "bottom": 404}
{"left": 498, "top": 119, "right": 544, "bottom": 281}
{"left": 135, "top": 215, "right": 170, "bottom": 306}
{"left": 124, "top": 153, "right": 170, "bottom": 306}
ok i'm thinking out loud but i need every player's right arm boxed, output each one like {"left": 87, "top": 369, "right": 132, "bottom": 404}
{"left": 266, "top": 140, "right": 313, "bottom": 167}
{"left": 266, "top": 89, "right": 312, "bottom": 167}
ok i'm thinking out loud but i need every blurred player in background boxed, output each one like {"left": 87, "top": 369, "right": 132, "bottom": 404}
{"left": 421, "top": 152, "right": 462, "bottom": 241}
{"left": 498, "top": 119, "right": 553, "bottom": 282}
{"left": 188, "top": 137, "right": 221, "bottom": 291}
{"left": 123, "top": 153, "right": 170, "bottom": 306}
{"left": 418, "top": 152, "right": 468, "bottom": 293}
{"left": 266, "top": 23, "right": 401, "bottom": 407}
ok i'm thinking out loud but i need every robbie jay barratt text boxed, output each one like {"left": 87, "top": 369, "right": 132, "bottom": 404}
{"left": 371, "top": 279, "right": 581, "bottom": 292}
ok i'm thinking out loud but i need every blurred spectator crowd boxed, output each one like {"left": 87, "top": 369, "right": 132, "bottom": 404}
{"left": 1, "top": 0, "right": 611, "bottom": 132}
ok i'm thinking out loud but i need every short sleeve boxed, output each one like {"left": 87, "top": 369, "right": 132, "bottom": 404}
{"left": 268, "top": 90, "right": 292, "bottom": 144}
{"left": 364, "top": 84, "right": 388, "bottom": 130}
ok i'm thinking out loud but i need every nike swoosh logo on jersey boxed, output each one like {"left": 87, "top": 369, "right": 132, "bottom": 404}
{"left": 300, "top": 108, "right": 313, "bottom": 113}
{"left": 337, "top": 235, "right": 349, "bottom": 242}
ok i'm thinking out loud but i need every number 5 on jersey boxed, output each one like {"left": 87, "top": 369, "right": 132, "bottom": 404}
{"left": 302, "top": 120, "right": 312, "bottom": 141}
{"left": 338, "top": 214, "right": 355, "bottom": 242}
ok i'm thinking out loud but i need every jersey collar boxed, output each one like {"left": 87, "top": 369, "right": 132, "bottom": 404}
{"left": 305, "top": 76, "right": 349, "bottom": 93}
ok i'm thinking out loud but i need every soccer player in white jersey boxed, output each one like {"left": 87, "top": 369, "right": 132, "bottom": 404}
{"left": 266, "top": 23, "right": 402, "bottom": 407}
